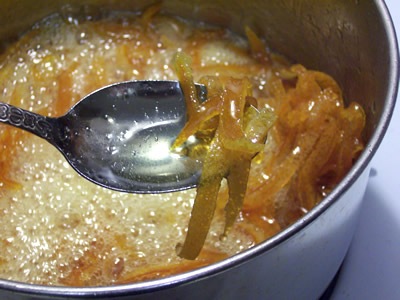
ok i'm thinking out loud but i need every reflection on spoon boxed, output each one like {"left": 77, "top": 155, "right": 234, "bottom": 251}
{"left": 0, "top": 80, "right": 207, "bottom": 193}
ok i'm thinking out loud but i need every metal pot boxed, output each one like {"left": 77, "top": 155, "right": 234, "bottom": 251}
{"left": 0, "top": 0, "right": 398, "bottom": 299}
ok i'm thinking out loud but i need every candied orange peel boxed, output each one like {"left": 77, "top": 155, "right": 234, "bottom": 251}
{"left": 173, "top": 41, "right": 365, "bottom": 260}
{"left": 173, "top": 52, "right": 276, "bottom": 259}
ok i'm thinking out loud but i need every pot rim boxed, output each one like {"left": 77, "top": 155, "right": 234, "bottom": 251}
{"left": 0, "top": 0, "right": 398, "bottom": 298}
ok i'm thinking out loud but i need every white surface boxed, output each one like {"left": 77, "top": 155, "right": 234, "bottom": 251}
{"left": 331, "top": 1, "right": 400, "bottom": 299}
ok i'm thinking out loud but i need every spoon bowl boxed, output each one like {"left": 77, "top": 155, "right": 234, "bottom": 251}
{"left": 0, "top": 80, "right": 206, "bottom": 193}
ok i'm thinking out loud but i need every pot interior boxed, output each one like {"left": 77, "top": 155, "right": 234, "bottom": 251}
{"left": 0, "top": 0, "right": 398, "bottom": 295}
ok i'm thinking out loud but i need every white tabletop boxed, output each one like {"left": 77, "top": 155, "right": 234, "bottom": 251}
{"left": 331, "top": 1, "right": 400, "bottom": 299}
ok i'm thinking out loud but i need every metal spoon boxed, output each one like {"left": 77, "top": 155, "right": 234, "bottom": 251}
{"left": 0, "top": 80, "right": 207, "bottom": 193}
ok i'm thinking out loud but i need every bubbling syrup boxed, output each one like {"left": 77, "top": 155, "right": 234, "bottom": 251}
{"left": 0, "top": 11, "right": 278, "bottom": 285}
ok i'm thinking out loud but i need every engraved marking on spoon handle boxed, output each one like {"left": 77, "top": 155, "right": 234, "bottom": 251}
{"left": 0, "top": 102, "right": 54, "bottom": 140}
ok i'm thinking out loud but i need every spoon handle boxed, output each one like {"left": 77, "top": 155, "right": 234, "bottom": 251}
{"left": 0, "top": 101, "right": 58, "bottom": 141}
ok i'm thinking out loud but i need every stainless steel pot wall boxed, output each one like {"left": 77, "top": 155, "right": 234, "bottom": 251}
{"left": 0, "top": 0, "right": 398, "bottom": 299}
